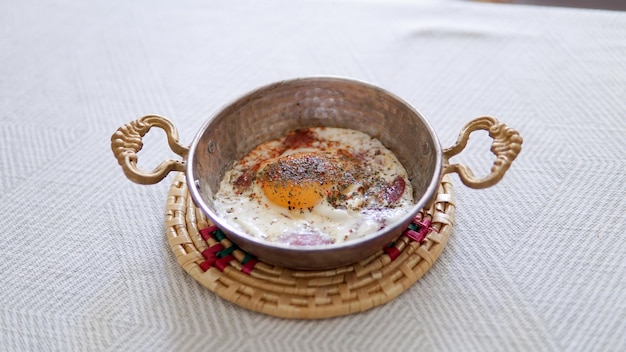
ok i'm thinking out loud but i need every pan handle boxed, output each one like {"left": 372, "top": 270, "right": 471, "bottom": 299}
{"left": 442, "top": 116, "right": 522, "bottom": 189}
{"left": 111, "top": 115, "right": 189, "bottom": 184}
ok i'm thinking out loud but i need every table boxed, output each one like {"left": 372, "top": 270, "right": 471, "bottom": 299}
{"left": 1, "top": 0, "right": 624, "bottom": 351}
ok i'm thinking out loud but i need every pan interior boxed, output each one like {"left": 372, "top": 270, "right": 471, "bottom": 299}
{"left": 188, "top": 77, "right": 442, "bottom": 246}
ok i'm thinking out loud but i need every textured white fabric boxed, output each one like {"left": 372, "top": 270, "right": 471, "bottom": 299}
{"left": 1, "top": 0, "right": 625, "bottom": 351}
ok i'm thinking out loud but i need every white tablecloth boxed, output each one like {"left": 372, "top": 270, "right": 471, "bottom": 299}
{"left": 1, "top": 0, "right": 624, "bottom": 351}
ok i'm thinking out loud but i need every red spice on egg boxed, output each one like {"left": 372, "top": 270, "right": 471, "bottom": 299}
{"left": 233, "top": 163, "right": 260, "bottom": 192}
{"left": 282, "top": 128, "right": 317, "bottom": 150}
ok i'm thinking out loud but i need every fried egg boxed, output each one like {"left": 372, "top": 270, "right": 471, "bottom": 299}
{"left": 213, "top": 127, "right": 414, "bottom": 246}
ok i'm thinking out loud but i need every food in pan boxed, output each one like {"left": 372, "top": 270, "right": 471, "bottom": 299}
{"left": 213, "top": 127, "right": 414, "bottom": 245}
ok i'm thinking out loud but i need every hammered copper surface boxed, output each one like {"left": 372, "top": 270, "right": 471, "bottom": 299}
{"left": 186, "top": 77, "right": 442, "bottom": 269}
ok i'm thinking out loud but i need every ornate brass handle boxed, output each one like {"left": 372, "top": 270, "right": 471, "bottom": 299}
{"left": 111, "top": 115, "right": 189, "bottom": 184}
{"left": 443, "top": 116, "right": 523, "bottom": 189}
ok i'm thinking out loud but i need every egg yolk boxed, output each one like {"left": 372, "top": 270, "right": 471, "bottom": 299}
{"left": 259, "top": 152, "right": 335, "bottom": 210}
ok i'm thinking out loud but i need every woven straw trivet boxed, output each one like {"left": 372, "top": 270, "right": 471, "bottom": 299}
{"left": 165, "top": 172, "right": 455, "bottom": 319}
